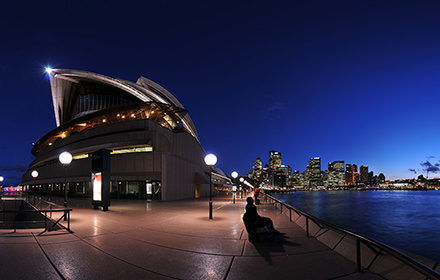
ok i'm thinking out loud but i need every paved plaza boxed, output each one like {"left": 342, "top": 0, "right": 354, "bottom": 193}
{"left": 1, "top": 195, "right": 387, "bottom": 279}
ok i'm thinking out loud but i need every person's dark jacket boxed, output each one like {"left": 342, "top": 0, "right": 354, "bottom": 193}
{"left": 245, "top": 203, "right": 260, "bottom": 223}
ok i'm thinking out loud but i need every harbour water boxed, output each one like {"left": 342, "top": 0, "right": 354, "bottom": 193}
{"left": 273, "top": 190, "right": 440, "bottom": 263}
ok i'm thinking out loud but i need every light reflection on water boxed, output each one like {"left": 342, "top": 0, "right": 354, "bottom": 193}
{"left": 274, "top": 190, "right": 440, "bottom": 262}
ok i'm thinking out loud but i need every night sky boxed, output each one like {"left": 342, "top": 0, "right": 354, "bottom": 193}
{"left": 1, "top": 1, "right": 440, "bottom": 185}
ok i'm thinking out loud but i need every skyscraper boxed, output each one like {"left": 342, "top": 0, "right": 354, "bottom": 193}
{"left": 345, "top": 164, "right": 358, "bottom": 185}
{"left": 329, "top": 161, "right": 345, "bottom": 173}
{"left": 252, "top": 156, "right": 263, "bottom": 179}
{"left": 360, "top": 165, "right": 369, "bottom": 184}
{"left": 309, "top": 157, "right": 321, "bottom": 186}
{"left": 269, "top": 150, "right": 281, "bottom": 170}
{"left": 378, "top": 173, "right": 386, "bottom": 183}
{"left": 327, "top": 161, "right": 345, "bottom": 186}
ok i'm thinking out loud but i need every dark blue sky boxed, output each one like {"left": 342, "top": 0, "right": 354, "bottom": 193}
{"left": 1, "top": 1, "right": 440, "bottom": 185}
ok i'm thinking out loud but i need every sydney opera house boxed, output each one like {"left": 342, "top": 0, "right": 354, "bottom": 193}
{"left": 22, "top": 69, "right": 218, "bottom": 201}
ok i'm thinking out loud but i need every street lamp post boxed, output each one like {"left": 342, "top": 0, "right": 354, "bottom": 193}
{"left": 31, "top": 170, "right": 39, "bottom": 204}
{"left": 59, "top": 151, "right": 72, "bottom": 208}
{"left": 231, "top": 171, "right": 238, "bottom": 204}
{"left": 204, "top": 153, "right": 217, "bottom": 219}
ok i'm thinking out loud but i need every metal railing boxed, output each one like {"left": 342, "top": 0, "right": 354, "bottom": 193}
{"left": 261, "top": 192, "right": 440, "bottom": 280}
{"left": 0, "top": 196, "right": 72, "bottom": 233}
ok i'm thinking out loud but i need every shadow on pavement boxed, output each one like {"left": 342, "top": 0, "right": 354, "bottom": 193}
{"left": 250, "top": 233, "right": 301, "bottom": 265}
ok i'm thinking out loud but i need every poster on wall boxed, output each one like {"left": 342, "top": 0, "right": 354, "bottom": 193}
{"left": 93, "top": 172, "right": 102, "bottom": 201}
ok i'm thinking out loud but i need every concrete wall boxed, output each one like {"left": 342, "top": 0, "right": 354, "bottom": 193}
{"left": 161, "top": 153, "right": 210, "bottom": 200}
{"left": 23, "top": 118, "right": 210, "bottom": 201}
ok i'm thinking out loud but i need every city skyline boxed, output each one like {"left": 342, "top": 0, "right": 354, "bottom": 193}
{"left": 252, "top": 151, "right": 380, "bottom": 175}
{"left": 1, "top": 1, "right": 440, "bottom": 185}
{"left": 249, "top": 150, "right": 384, "bottom": 187}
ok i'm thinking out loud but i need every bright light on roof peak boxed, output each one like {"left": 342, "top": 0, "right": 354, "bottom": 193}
{"left": 45, "top": 67, "right": 54, "bottom": 73}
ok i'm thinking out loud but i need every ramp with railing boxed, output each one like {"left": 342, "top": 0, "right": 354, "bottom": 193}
{"left": 262, "top": 192, "right": 440, "bottom": 280}
{"left": 0, "top": 196, "right": 72, "bottom": 232}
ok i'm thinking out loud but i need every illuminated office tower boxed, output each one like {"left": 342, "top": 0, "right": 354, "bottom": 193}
{"left": 291, "top": 170, "right": 301, "bottom": 185}
{"left": 308, "top": 157, "right": 321, "bottom": 186}
{"left": 345, "top": 164, "right": 357, "bottom": 185}
{"left": 278, "top": 165, "right": 292, "bottom": 178}
{"left": 378, "top": 173, "right": 386, "bottom": 183}
{"left": 278, "top": 165, "right": 292, "bottom": 186}
{"left": 368, "top": 171, "right": 374, "bottom": 184}
{"left": 252, "top": 156, "right": 263, "bottom": 179}
{"left": 269, "top": 151, "right": 282, "bottom": 170}
{"left": 327, "top": 161, "right": 345, "bottom": 186}
{"left": 360, "top": 165, "right": 369, "bottom": 184}
{"left": 345, "top": 164, "right": 353, "bottom": 185}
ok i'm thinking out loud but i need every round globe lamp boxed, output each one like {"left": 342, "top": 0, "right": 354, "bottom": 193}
{"left": 31, "top": 170, "right": 39, "bottom": 178}
{"left": 59, "top": 151, "right": 72, "bottom": 165}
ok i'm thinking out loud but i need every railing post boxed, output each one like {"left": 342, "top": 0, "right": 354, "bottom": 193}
{"left": 306, "top": 216, "right": 309, "bottom": 237}
{"left": 356, "top": 238, "right": 361, "bottom": 272}
{"left": 289, "top": 208, "right": 292, "bottom": 222}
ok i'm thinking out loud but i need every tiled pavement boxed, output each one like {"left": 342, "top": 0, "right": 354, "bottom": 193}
{"left": 0, "top": 195, "right": 385, "bottom": 280}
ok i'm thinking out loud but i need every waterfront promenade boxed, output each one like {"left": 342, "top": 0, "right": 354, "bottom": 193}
{"left": 0, "top": 195, "right": 419, "bottom": 279}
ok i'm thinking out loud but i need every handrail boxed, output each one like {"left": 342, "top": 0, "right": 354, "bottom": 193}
{"left": 0, "top": 208, "right": 72, "bottom": 232}
{"left": 262, "top": 192, "right": 440, "bottom": 280}
{"left": 27, "top": 196, "right": 62, "bottom": 208}
{"left": 0, "top": 197, "right": 72, "bottom": 233}
{"left": 0, "top": 209, "right": 71, "bottom": 213}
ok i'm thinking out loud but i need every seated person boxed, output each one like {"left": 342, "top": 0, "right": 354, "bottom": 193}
{"left": 244, "top": 197, "right": 280, "bottom": 234}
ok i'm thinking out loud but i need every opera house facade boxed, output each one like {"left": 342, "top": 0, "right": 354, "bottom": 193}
{"left": 21, "top": 69, "right": 212, "bottom": 200}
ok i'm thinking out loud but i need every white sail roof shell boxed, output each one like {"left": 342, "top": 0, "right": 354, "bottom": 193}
{"left": 48, "top": 69, "right": 199, "bottom": 142}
